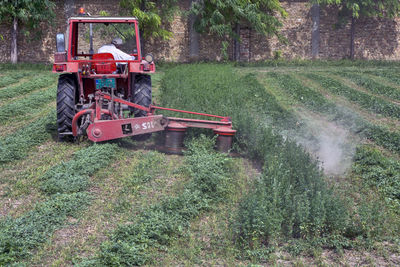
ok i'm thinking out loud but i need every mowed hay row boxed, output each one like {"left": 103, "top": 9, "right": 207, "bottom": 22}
{"left": 0, "top": 71, "right": 36, "bottom": 88}
{"left": 305, "top": 73, "right": 400, "bottom": 120}
{"left": 0, "top": 85, "right": 57, "bottom": 123}
{"left": 0, "top": 74, "right": 57, "bottom": 102}
{"left": 0, "top": 144, "right": 120, "bottom": 265}
{"left": 0, "top": 112, "right": 56, "bottom": 165}
{"left": 267, "top": 72, "right": 400, "bottom": 154}
{"left": 333, "top": 71, "right": 400, "bottom": 102}
{"left": 0, "top": 101, "right": 55, "bottom": 138}
{"left": 364, "top": 69, "right": 400, "bottom": 87}
{"left": 28, "top": 150, "right": 188, "bottom": 266}
{"left": 0, "top": 141, "right": 83, "bottom": 217}
{"left": 76, "top": 136, "right": 238, "bottom": 266}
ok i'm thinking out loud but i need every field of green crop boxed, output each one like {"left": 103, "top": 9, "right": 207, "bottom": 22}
{"left": 0, "top": 61, "right": 399, "bottom": 266}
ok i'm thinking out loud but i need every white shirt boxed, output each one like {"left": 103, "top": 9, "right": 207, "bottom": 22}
{"left": 98, "top": 44, "right": 135, "bottom": 61}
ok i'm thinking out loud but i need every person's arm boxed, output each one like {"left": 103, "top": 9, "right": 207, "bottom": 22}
{"left": 113, "top": 47, "right": 135, "bottom": 60}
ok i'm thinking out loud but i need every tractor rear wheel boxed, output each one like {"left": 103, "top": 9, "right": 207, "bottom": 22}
{"left": 57, "top": 74, "right": 76, "bottom": 141}
{"left": 131, "top": 74, "right": 152, "bottom": 141}
{"left": 131, "top": 74, "right": 152, "bottom": 117}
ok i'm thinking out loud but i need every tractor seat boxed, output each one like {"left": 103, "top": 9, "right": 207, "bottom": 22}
{"left": 93, "top": 53, "right": 117, "bottom": 74}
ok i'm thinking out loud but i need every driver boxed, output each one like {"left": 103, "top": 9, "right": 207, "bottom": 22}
{"left": 98, "top": 37, "right": 135, "bottom": 61}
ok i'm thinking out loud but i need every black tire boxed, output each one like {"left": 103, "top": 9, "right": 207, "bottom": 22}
{"left": 131, "top": 74, "right": 152, "bottom": 117}
{"left": 57, "top": 74, "right": 76, "bottom": 141}
{"left": 131, "top": 74, "right": 152, "bottom": 141}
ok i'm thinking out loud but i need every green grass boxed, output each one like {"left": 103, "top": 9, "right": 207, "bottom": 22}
{"left": 78, "top": 136, "right": 236, "bottom": 266}
{"left": 0, "top": 112, "right": 56, "bottom": 165}
{"left": 305, "top": 73, "right": 400, "bottom": 119}
{"left": 0, "top": 74, "right": 56, "bottom": 101}
{"left": 0, "top": 71, "right": 35, "bottom": 88}
{"left": 335, "top": 71, "right": 400, "bottom": 101}
{"left": 0, "top": 144, "right": 119, "bottom": 264}
{"left": 158, "top": 64, "right": 358, "bottom": 258}
{"left": 267, "top": 72, "right": 400, "bottom": 154}
{"left": 0, "top": 85, "right": 56, "bottom": 123}
{"left": 0, "top": 63, "right": 399, "bottom": 265}
{"left": 353, "top": 145, "right": 400, "bottom": 210}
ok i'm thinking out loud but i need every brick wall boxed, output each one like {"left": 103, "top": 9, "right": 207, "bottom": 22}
{"left": 1, "top": 0, "right": 400, "bottom": 63}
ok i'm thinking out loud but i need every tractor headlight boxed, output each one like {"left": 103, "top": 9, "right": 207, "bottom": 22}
{"left": 145, "top": 54, "right": 153, "bottom": 63}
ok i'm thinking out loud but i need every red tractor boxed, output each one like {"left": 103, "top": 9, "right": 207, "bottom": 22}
{"left": 53, "top": 12, "right": 236, "bottom": 153}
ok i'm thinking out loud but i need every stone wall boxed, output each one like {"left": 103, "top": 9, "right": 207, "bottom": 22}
{"left": 1, "top": 0, "right": 400, "bottom": 63}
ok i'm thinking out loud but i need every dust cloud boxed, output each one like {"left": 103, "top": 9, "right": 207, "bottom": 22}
{"left": 291, "top": 113, "right": 357, "bottom": 176}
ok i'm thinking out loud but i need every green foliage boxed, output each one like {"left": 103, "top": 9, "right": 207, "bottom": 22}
{"left": 0, "top": 144, "right": 119, "bottom": 264}
{"left": 268, "top": 72, "right": 400, "bottom": 154}
{"left": 40, "top": 144, "right": 119, "bottom": 195}
{"left": 0, "top": 192, "right": 91, "bottom": 264}
{"left": 335, "top": 71, "right": 400, "bottom": 101}
{"left": 313, "top": 0, "right": 400, "bottom": 19}
{"left": 364, "top": 69, "right": 400, "bottom": 86}
{"left": 0, "top": 74, "right": 56, "bottom": 101}
{"left": 190, "top": 0, "right": 287, "bottom": 40}
{"left": 0, "top": 63, "right": 51, "bottom": 71}
{"left": 353, "top": 146, "right": 400, "bottom": 209}
{"left": 78, "top": 135, "right": 234, "bottom": 266}
{"left": 0, "top": 112, "right": 56, "bottom": 165}
{"left": 119, "top": 0, "right": 178, "bottom": 40}
{"left": 0, "top": 85, "right": 56, "bottom": 123}
{"left": 0, "top": 0, "right": 55, "bottom": 26}
{"left": 122, "top": 151, "right": 165, "bottom": 191}
{"left": 160, "top": 64, "right": 298, "bottom": 134}
{"left": 234, "top": 141, "right": 349, "bottom": 253}
{"left": 0, "top": 71, "right": 33, "bottom": 88}
{"left": 306, "top": 73, "right": 400, "bottom": 119}
{"left": 158, "top": 64, "right": 352, "bottom": 257}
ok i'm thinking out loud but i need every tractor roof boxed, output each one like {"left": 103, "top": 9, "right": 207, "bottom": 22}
{"left": 69, "top": 17, "right": 138, "bottom": 23}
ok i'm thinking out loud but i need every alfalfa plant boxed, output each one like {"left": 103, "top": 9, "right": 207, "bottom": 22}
{"left": 0, "top": 112, "right": 56, "bottom": 165}
{"left": 80, "top": 135, "right": 235, "bottom": 266}
{"left": 306, "top": 73, "right": 400, "bottom": 120}
{"left": 0, "top": 144, "right": 119, "bottom": 264}
{"left": 0, "top": 85, "right": 56, "bottom": 123}
{"left": 0, "top": 74, "right": 56, "bottom": 100}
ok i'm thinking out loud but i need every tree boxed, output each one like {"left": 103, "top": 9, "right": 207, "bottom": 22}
{"left": 120, "top": 0, "right": 179, "bottom": 41}
{"left": 189, "top": 0, "right": 287, "bottom": 59}
{"left": 0, "top": 0, "right": 55, "bottom": 63}
{"left": 313, "top": 0, "right": 400, "bottom": 59}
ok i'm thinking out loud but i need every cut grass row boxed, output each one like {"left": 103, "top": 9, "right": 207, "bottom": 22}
{"left": 0, "top": 85, "right": 56, "bottom": 123}
{"left": 334, "top": 71, "right": 400, "bottom": 101}
{"left": 78, "top": 136, "right": 236, "bottom": 266}
{"left": 0, "top": 71, "right": 35, "bottom": 88}
{"left": 364, "top": 69, "right": 400, "bottom": 87}
{"left": 0, "top": 74, "right": 56, "bottom": 101}
{"left": 0, "top": 111, "right": 56, "bottom": 165}
{"left": 305, "top": 73, "right": 400, "bottom": 120}
{"left": 0, "top": 144, "right": 119, "bottom": 264}
{"left": 27, "top": 149, "right": 183, "bottom": 266}
{"left": 267, "top": 72, "right": 400, "bottom": 154}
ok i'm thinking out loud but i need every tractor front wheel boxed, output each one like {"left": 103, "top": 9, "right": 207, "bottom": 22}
{"left": 57, "top": 74, "right": 76, "bottom": 141}
{"left": 131, "top": 74, "right": 152, "bottom": 141}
